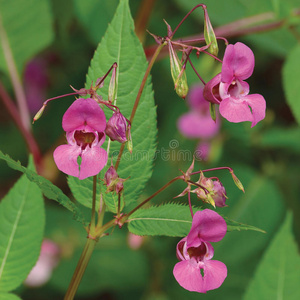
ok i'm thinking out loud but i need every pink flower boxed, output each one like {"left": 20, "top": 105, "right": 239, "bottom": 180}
{"left": 25, "top": 239, "right": 60, "bottom": 287}
{"left": 178, "top": 85, "right": 220, "bottom": 139}
{"left": 173, "top": 209, "right": 227, "bottom": 293}
{"left": 203, "top": 42, "right": 266, "bottom": 127}
{"left": 53, "top": 98, "right": 108, "bottom": 180}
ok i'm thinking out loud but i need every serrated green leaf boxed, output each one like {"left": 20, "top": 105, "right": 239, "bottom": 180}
{"left": 68, "top": 0, "right": 157, "bottom": 213}
{"left": 283, "top": 44, "right": 300, "bottom": 125}
{"left": 0, "top": 0, "right": 53, "bottom": 74}
{"left": 223, "top": 216, "right": 265, "bottom": 233}
{"left": 243, "top": 212, "right": 300, "bottom": 300}
{"left": 0, "top": 158, "right": 44, "bottom": 292}
{"left": 127, "top": 203, "right": 264, "bottom": 237}
{"left": 0, "top": 150, "right": 86, "bottom": 225}
{"left": 0, "top": 293, "right": 22, "bottom": 300}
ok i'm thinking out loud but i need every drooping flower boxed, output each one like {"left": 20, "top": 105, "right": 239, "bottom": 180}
{"left": 192, "top": 172, "right": 227, "bottom": 207}
{"left": 53, "top": 98, "right": 108, "bottom": 180}
{"left": 203, "top": 42, "right": 266, "bottom": 127}
{"left": 178, "top": 85, "right": 220, "bottom": 139}
{"left": 173, "top": 209, "right": 227, "bottom": 293}
{"left": 25, "top": 239, "right": 60, "bottom": 287}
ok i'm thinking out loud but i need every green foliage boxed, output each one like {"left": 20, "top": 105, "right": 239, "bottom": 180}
{"left": 0, "top": 158, "right": 44, "bottom": 292}
{"left": 68, "top": 0, "right": 157, "bottom": 213}
{"left": 0, "top": 151, "right": 86, "bottom": 225}
{"left": 0, "top": 293, "right": 21, "bottom": 300}
{"left": 283, "top": 44, "right": 300, "bottom": 125}
{"left": 0, "top": 0, "right": 53, "bottom": 74}
{"left": 73, "top": 0, "right": 119, "bottom": 45}
{"left": 127, "top": 203, "right": 265, "bottom": 237}
{"left": 243, "top": 212, "right": 300, "bottom": 300}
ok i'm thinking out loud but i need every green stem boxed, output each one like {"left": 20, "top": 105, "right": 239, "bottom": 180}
{"left": 90, "top": 176, "right": 97, "bottom": 232}
{"left": 64, "top": 238, "right": 96, "bottom": 300}
{"left": 115, "top": 41, "right": 166, "bottom": 170}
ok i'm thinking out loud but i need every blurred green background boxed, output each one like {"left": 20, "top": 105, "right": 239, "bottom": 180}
{"left": 0, "top": 0, "right": 300, "bottom": 299}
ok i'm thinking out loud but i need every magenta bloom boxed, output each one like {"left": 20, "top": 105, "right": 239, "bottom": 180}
{"left": 173, "top": 209, "right": 227, "bottom": 293}
{"left": 178, "top": 85, "right": 220, "bottom": 139}
{"left": 53, "top": 98, "right": 108, "bottom": 180}
{"left": 203, "top": 42, "right": 266, "bottom": 127}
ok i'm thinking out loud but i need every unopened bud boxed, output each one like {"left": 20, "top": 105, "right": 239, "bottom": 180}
{"left": 108, "top": 63, "right": 118, "bottom": 103}
{"left": 33, "top": 105, "right": 46, "bottom": 123}
{"left": 168, "top": 41, "right": 188, "bottom": 99}
{"left": 104, "top": 165, "right": 118, "bottom": 188}
{"left": 126, "top": 125, "right": 133, "bottom": 154}
{"left": 104, "top": 164, "right": 126, "bottom": 194}
{"left": 230, "top": 171, "right": 245, "bottom": 193}
{"left": 105, "top": 112, "right": 127, "bottom": 143}
{"left": 203, "top": 8, "right": 218, "bottom": 56}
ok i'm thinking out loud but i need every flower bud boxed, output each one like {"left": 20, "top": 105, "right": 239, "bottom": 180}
{"left": 203, "top": 7, "right": 218, "bottom": 56}
{"left": 230, "top": 171, "right": 245, "bottom": 192}
{"left": 104, "top": 165, "right": 119, "bottom": 189}
{"left": 33, "top": 104, "right": 46, "bottom": 123}
{"left": 192, "top": 172, "right": 227, "bottom": 207}
{"left": 104, "top": 164, "right": 126, "bottom": 194}
{"left": 105, "top": 112, "right": 127, "bottom": 143}
{"left": 168, "top": 41, "right": 188, "bottom": 99}
{"left": 108, "top": 63, "right": 117, "bottom": 103}
{"left": 126, "top": 125, "right": 133, "bottom": 154}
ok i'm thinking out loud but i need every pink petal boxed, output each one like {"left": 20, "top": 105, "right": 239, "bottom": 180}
{"left": 222, "top": 42, "right": 255, "bottom": 82}
{"left": 173, "top": 260, "right": 207, "bottom": 293}
{"left": 203, "top": 74, "right": 222, "bottom": 104}
{"left": 219, "top": 94, "right": 266, "bottom": 127}
{"left": 187, "top": 85, "right": 206, "bottom": 110}
{"left": 177, "top": 112, "right": 220, "bottom": 139}
{"left": 53, "top": 144, "right": 81, "bottom": 177}
{"left": 176, "top": 237, "right": 190, "bottom": 261}
{"left": 187, "top": 209, "right": 227, "bottom": 248}
{"left": 243, "top": 94, "right": 266, "bottom": 127}
{"left": 201, "top": 260, "right": 227, "bottom": 292}
{"left": 79, "top": 147, "right": 108, "bottom": 180}
{"left": 62, "top": 98, "right": 106, "bottom": 132}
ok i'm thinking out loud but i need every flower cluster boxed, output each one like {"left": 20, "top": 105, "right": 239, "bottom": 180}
{"left": 203, "top": 42, "right": 266, "bottom": 127}
{"left": 173, "top": 209, "right": 227, "bottom": 293}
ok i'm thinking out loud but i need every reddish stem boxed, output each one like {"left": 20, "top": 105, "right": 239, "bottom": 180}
{"left": 0, "top": 81, "right": 42, "bottom": 168}
{"left": 126, "top": 176, "right": 182, "bottom": 218}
